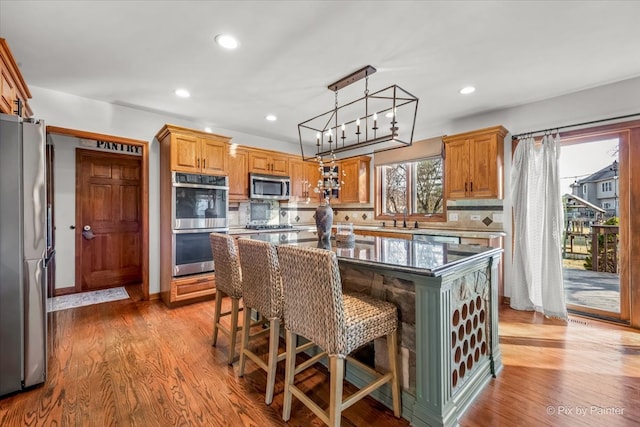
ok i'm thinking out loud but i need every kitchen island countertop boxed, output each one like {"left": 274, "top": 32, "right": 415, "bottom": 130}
{"left": 240, "top": 231, "right": 501, "bottom": 277}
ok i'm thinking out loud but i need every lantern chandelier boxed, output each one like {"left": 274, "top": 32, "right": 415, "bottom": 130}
{"left": 298, "top": 65, "right": 419, "bottom": 162}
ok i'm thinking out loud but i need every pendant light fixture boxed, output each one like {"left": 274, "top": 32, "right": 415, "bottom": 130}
{"left": 298, "top": 65, "right": 419, "bottom": 162}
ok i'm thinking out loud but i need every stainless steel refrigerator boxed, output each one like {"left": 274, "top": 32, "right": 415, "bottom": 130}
{"left": 0, "top": 113, "right": 51, "bottom": 396}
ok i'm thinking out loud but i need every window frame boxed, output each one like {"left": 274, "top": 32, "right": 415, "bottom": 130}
{"left": 375, "top": 155, "right": 446, "bottom": 222}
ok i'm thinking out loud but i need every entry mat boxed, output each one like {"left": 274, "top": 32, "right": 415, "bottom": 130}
{"left": 47, "top": 287, "right": 129, "bottom": 313}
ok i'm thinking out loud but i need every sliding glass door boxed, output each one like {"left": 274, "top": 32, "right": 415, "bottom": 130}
{"left": 560, "top": 126, "right": 632, "bottom": 322}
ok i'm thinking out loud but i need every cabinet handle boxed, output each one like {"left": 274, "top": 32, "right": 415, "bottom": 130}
{"left": 203, "top": 159, "right": 206, "bottom": 169}
{"left": 465, "top": 182, "right": 468, "bottom": 192}
{"left": 197, "top": 158, "right": 200, "bottom": 168}
{"left": 470, "top": 181, "right": 473, "bottom": 192}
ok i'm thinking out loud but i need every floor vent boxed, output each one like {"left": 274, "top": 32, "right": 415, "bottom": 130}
{"left": 568, "top": 318, "right": 590, "bottom": 326}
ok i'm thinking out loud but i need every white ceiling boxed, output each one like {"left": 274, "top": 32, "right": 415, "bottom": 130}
{"left": 2, "top": 1, "right": 640, "bottom": 145}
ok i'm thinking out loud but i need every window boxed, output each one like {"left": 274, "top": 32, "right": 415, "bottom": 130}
{"left": 582, "top": 184, "right": 588, "bottom": 196}
{"left": 603, "top": 201, "right": 611, "bottom": 209}
{"left": 377, "top": 156, "right": 443, "bottom": 219}
{"left": 602, "top": 181, "right": 612, "bottom": 192}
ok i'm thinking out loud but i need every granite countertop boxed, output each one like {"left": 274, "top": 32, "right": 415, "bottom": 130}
{"left": 229, "top": 224, "right": 504, "bottom": 239}
{"left": 346, "top": 225, "right": 505, "bottom": 239}
{"left": 239, "top": 231, "right": 502, "bottom": 277}
{"left": 228, "top": 225, "right": 315, "bottom": 235}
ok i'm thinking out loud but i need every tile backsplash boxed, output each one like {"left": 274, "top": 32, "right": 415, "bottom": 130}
{"left": 229, "top": 199, "right": 504, "bottom": 232}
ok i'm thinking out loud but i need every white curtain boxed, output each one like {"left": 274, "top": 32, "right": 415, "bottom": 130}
{"left": 511, "top": 133, "right": 567, "bottom": 319}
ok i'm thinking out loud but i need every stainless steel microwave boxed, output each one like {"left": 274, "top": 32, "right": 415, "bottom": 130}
{"left": 249, "top": 173, "right": 290, "bottom": 200}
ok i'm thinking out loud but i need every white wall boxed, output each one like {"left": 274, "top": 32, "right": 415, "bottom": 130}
{"left": 447, "top": 75, "right": 640, "bottom": 298}
{"left": 35, "top": 75, "right": 640, "bottom": 297}
{"left": 32, "top": 86, "right": 293, "bottom": 294}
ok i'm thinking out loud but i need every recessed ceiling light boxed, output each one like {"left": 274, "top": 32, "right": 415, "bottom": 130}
{"left": 204, "top": 127, "right": 212, "bottom": 133}
{"left": 175, "top": 88, "right": 190, "bottom": 98}
{"left": 459, "top": 86, "right": 476, "bottom": 95}
{"left": 265, "top": 114, "right": 277, "bottom": 122}
{"left": 215, "top": 34, "right": 239, "bottom": 50}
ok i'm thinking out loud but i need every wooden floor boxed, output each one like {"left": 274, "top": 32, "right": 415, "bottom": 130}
{"left": 0, "top": 297, "right": 638, "bottom": 427}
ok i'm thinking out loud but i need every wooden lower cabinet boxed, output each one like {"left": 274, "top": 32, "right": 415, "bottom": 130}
{"left": 165, "top": 273, "right": 216, "bottom": 305}
{"left": 354, "top": 229, "right": 412, "bottom": 240}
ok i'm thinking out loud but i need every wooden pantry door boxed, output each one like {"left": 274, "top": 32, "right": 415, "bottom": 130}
{"left": 75, "top": 149, "right": 142, "bottom": 291}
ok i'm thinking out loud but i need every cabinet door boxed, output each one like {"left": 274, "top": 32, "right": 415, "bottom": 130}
{"left": 321, "top": 165, "right": 340, "bottom": 201}
{"left": 339, "top": 158, "right": 369, "bottom": 203}
{"left": 200, "top": 137, "right": 227, "bottom": 175}
{"left": 444, "top": 138, "right": 471, "bottom": 199}
{"left": 271, "top": 156, "right": 289, "bottom": 175}
{"left": 228, "top": 148, "right": 249, "bottom": 200}
{"left": 354, "top": 229, "right": 412, "bottom": 240}
{"left": 0, "top": 66, "right": 16, "bottom": 115}
{"left": 469, "top": 134, "right": 498, "bottom": 198}
{"left": 171, "top": 273, "right": 216, "bottom": 303}
{"left": 171, "top": 133, "right": 200, "bottom": 173}
{"left": 290, "top": 159, "right": 320, "bottom": 202}
{"left": 289, "top": 159, "right": 306, "bottom": 201}
{"left": 248, "top": 151, "right": 288, "bottom": 175}
{"left": 248, "top": 151, "right": 271, "bottom": 174}
{"left": 305, "top": 161, "right": 320, "bottom": 196}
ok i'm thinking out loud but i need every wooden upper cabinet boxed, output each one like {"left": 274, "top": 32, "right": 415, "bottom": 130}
{"left": 289, "top": 158, "right": 320, "bottom": 202}
{"left": 171, "top": 133, "right": 200, "bottom": 172}
{"left": 228, "top": 147, "right": 249, "bottom": 201}
{"left": 339, "top": 156, "right": 370, "bottom": 204}
{"left": 156, "top": 124, "right": 230, "bottom": 176}
{"left": 248, "top": 149, "right": 288, "bottom": 176}
{"left": 200, "top": 136, "right": 227, "bottom": 175}
{"left": 443, "top": 138, "right": 471, "bottom": 199}
{"left": 0, "top": 38, "right": 33, "bottom": 117}
{"left": 443, "top": 126, "right": 507, "bottom": 199}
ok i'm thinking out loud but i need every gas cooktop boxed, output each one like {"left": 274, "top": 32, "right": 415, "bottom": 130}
{"left": 245, "top": 224, "right": 294, "bottom": 230}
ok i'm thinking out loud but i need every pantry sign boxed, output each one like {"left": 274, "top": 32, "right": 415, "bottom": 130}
{"left": 79, "top": 138, "right": 142, "bottom": 156}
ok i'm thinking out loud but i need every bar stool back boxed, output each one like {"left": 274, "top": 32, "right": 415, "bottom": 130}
{"left": 209, "top": 232, "right": 243, "bottom": 365}
{"left": 236, "top": 238, "right": 285, "bottom": 404}
{"left": 277, "top": 244, "right": 402, "bottom": 427}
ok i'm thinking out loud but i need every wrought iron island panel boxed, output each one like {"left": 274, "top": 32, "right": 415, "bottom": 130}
{"left": 242, "top": 232, "right": 503, "bottom": 427}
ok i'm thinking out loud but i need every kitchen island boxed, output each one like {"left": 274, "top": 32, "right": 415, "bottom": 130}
{"left": 241, "top": 232, "right": 503, "bottom": 427}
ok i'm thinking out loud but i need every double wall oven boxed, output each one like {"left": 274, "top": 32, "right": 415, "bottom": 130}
{"left": 172, "top": 172, "right": 228, "bottom": 277}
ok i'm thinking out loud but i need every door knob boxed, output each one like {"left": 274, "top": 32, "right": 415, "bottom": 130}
{"left": 82, "top": 225, "right": 95, "bottom": 240}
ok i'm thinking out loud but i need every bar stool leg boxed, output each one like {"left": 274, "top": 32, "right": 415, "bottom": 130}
{"left": 328, "top": 356, "right": 345, "bottom": 427}
{"left": 282, "top": 330, "right": 296, "bottom": 421}
{"left": 228, "top": 298, "right": 240, "bottom": 365}
{"left": 265, "top": 318, "right": 281, "bottom": 405}
{"left": 212, "top": 289, "right": 224, "bottom": 346}
{"left": 238, "top": 306, "right": 252, "bottom": 376}
{"left": 387, "top": 330, "right": 402, "bottom": 417}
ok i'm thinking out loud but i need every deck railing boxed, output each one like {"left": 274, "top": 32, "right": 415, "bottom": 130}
{"left": 590, "top": 225, "right": 619, "bottom": 273}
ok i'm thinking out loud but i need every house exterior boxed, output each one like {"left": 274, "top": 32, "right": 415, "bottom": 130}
{"left": 570, "top": 161, "right": 619, "bottom": 218}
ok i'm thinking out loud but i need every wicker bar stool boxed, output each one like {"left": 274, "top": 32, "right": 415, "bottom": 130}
{"left": 236, "top": 238, "right": 286, "bottom": 405}
{"left": 277, "top": 245, "right": 402, "bottom": 427}
{"left": 209, "top": 232, "right": 244, "bottom": 365}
